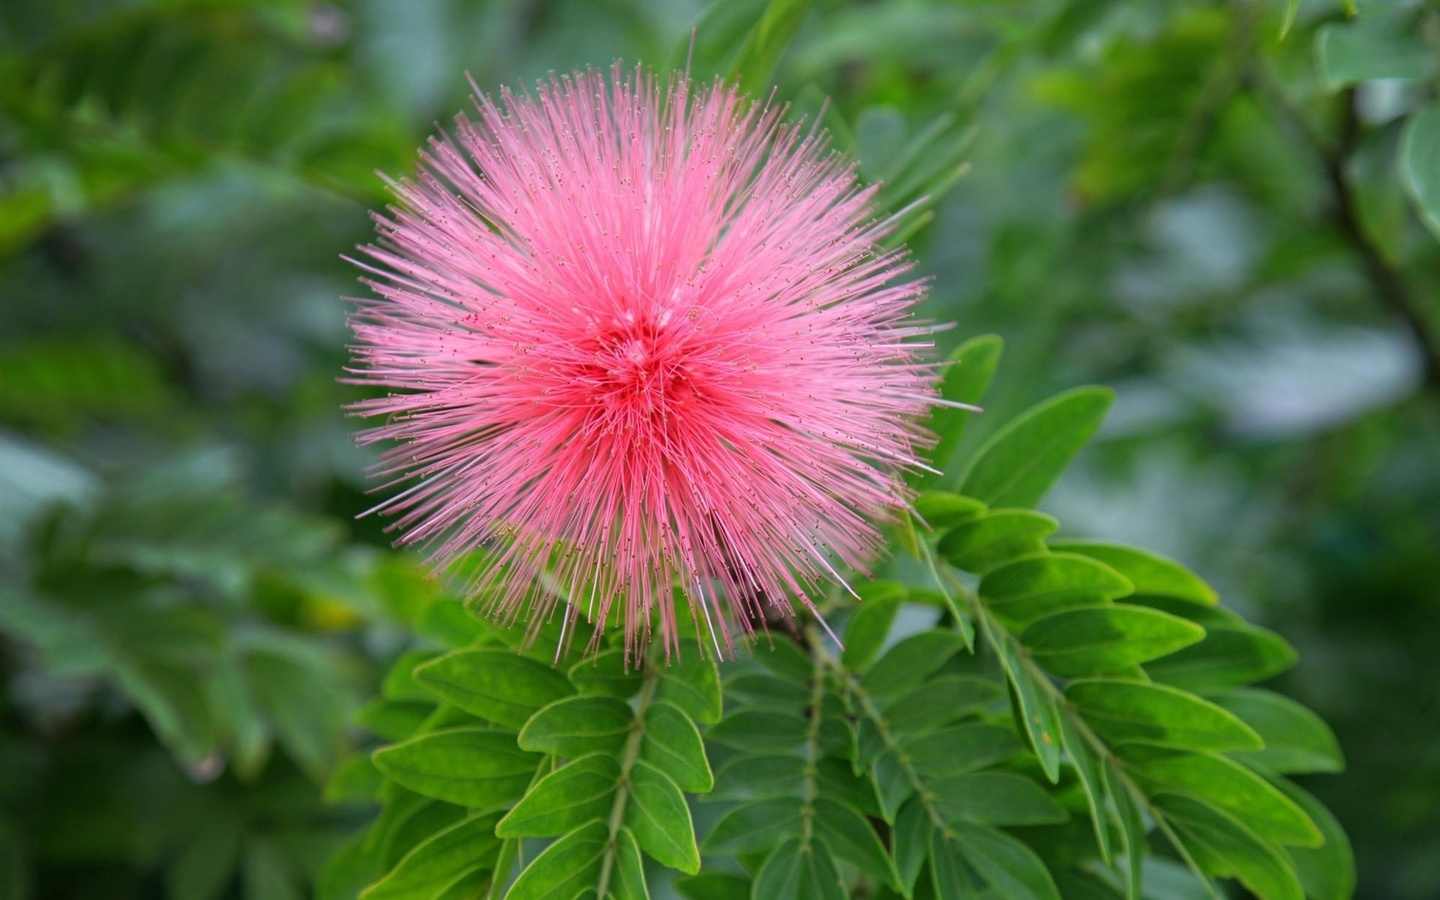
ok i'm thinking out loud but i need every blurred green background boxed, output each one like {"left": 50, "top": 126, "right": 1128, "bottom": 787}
{"left": 1, "top": 0, "right": 1437, "bottom": 897}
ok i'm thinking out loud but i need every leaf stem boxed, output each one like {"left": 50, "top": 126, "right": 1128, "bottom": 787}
{"left": 594, "top": 660, "right": 660, "bottom": 898}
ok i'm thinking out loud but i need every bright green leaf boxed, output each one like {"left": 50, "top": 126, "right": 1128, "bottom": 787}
{"left": 1066, "top": 679, "right": 1263, "bottom": 751}
{"left": 568, "top": 649, "right": 643, "bottom": 700}
{"left": 939, "top": 509, "right": 1058, "bottom": 574}
{"left": 362, "top": 814, "right": 501, "bottom": 900}
{"left": 913, "top": 491, "right": 988, "bottom": 530}
{"left": 1021, "top": 605, "right": 1206, "bottom": 676}
{"left": 657, "top": 654, "right": 723, "bottom": 724}
{"left": 957, "top": 386, "right": 1114, "bottom": 508}
{"left": 1211, "top": 688, "right": 1344, "bottom": 774}
{"left": 503, "top": 821, "right": 608, "bottom": 900}
{"left": 1153, "top": 793, "right": 1303, "bottom": 900}
{"left": 1049, "top": 541, "right": 1216, "bottom": 605}
{"left": 495, "top": 754, "right": 618, "bottom": 838}
{"left": 413, "top": 650, "right": 574, "bottom": 730}
{"left": 517, "top": 695, "right": 633, "bottom": 758}
{"left": 640, "top": 699, "right": 713, "bottom": 792}
{"left": 610, "top": 828, "right": 650, "bottom": 900}
{"left": 626, "top": 760, "right": 700, "bottom": 873}
{"left": 1147, "top": 625, "right": 1298, "bottom": 690}
{"left": 372, "top": 728, "right": 541, "bottom": 810}
{"left": 921, "top": 333, "right": 1003, "bottom": 485}
{"left": 1272, "top": 777, "right": 1356, "bottom": 900}
{"left": 994, "top": 634, "right": 1063, "bottom": 782}
{"left": 841, "top": 594, "right": 901, "bottom": 670}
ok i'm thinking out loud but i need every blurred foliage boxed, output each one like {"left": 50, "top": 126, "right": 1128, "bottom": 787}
{"left": 1, "top": 0, "right": 1437, "bottom": 898}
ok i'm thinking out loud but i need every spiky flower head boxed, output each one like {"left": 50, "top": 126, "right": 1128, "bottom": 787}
{"left": 348, "top": 64, "right": 938, "bottom": 660}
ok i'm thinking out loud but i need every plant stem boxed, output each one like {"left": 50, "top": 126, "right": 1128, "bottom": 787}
{"left": 594, "top": 662, "right": 659, "bottom": 898}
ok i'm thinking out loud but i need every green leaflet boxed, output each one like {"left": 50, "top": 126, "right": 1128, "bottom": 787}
{"left": 980, "top": 552, "right": 1134, "bottom": 628}
{"left": 568, "top": 649, "right": 644, "bottom": 700}
{"left": 938, "top": 509, "right": 1058, "bottom": 574}
{"left": 517, "top": 695, "right": 634, "bottom": 758}
{"left": 1153, "top": 793, "right": 1304, "bottom": 900}
{"left": 702, "top": 797, "right": 806, "bottom": 855}
{"left": 1147, "top": 624, "right": 1298, "bottom": 690}
{"left": 361, "top": 814, "right": 501, "bottom": 900}
{"left": 656, "top": 654, "right": 723, "bottom": 724}
{"left": 957, "top": 386, "right": 1114, "bottom": 508}
{"left": 413, "top": 649, "right": 575, "bottom": 729}
{"left": 1271, "top": 777, "right": 1356, "bottom": 900}
{"left": 952, "top": 822, "right": 1062, "bottom": 900}
{"left": 625, "top": 760, "right": 701, "bottom": 874}
{"left": 1210, "top": 688, "right": 1345, "bottom": 774}
{"left": 1020, "top": 605, "right": 1206, "bottom": 676}
{"left": 639, "top": 700, "right": 714, "bottom": 792}
{"left": 858, "top": 630, "right": 967, "bottom": 698}
{"left": 912, "top": 491, "right": 988, "bottom": 530}
{"left": 928, "top": 770, "right": 1070, "bottom": 826}
{"left": 841, "top": 593, "right": 902, "bottom": 670}
{"left": 1118, "top": 746, "right": 1323, "bottom": 848}
{"left": 371, "top": 728, "right": 540, "bottom": 810}
{"left": 1065, "top": 679, "right": 1263, "bottom": 752}
{"left": 1316, "top": 13, "right": 1438, "bottom": 90}
{"left": 812, "top": 797, "right": 901, "bottom": 891}
{"left": 918, "top": 333, "right": 1002, "bottom": 486}
{"left": 753, "top": 838, "right": 847, "bottom": 900}
{"left": 495, "top": 754, "right": 620, "bottom": 838}
{"left": 902, "top": 723, "right": 1023, "bottom": 778}
{"left": 503, "top": 821, "right": 610, "bottom": 900}
{"left": 1402, "top": 104, "right": 1440, "bottom": 241}
{"left": 1049, "top": 540, "right": 1217, "bottom": 605}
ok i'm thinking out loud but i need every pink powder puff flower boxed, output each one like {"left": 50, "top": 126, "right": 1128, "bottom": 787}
{"left": 347, "top": 64, "right": 942, "bottom": 661}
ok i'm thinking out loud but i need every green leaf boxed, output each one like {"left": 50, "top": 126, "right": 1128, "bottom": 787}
{"left": 640, "top": 700, "right": 713, "bottom": 792}
{"left": 903, "top": 723, "right": 1023, "bottom": 778}
{"left": 518, "top": 695, "right": 634, "bottom": 758}
{"left": 702, "top": 798, "right": 805, "bottom": 854}
{"left": 913, "top": 491, "right": 989, "bottom": 530}
{"left": 1147, "top": 624, "right": 1298, "bottom": 690}
{"left": 1153, "top": 793, "right": 1303, "bottom": 900}
{"left": 859, "top": 630, "right": 967, "bottom": 698}
{"left": 1048, "top": 541, "right": 1216, "bottom": 605}
{"left": 1119, "top": 746, "right": 1323, "bottom": 847}
{"left": 931, "top": 828, "right": 982, "bottom": 897}
{"left": 1104, "top": 761, "right": 1146, "bottom": 900}
{"left": 981, "top": 552, "right": 1134, "bottom": 627}
{"left": 753, "top": 838, "right": 846, "bottom": 900}
{"left": 841, "top": 594, "right": 902, "bottom": 670}
{"left": 930, "top": 771, "right": 1070, "bottom": 826}
{"left": 1066, "top": 679, "right": 1263, "bottom": 751}
{"left": 709, "top": 754, "right": 806, "bottom": 801}
{"left": 414, "top": 650, "right": 575, "bottom": 730}
{"left": 569, "top": 649, "right": 644, "bottom": 700}
{"left": 813, "top": 798, "right": 901, "bottom": 890}
{"left": 939, "top": 509, "right": 1058, "bottom": 574}
{"left": 724, "top": 669, "right": 811, "bottom": 711}
{"left": 750, "top": 637, "right": 813, "bottom": 685}
{"left": 920, "top": 333, "right": 1002, "bottom": 485}
{"left": 1401, "top": 103, "right": 1440, "bottom": 241}
{"left": 893, "top": 798, "right": 929, "bottom": 896}
{"left": 957, "top": 386, "right": 1114, "bottom": 508}
{"left": 657, "top": 655, "right": 723, "bottom": 724}
{"left": 881, "top": 674, "right": 1005, "bottom": 734}
{"left": 675, "top": 872, "right": 751, "bottom": 900}
{"left": 952, "top": 822, "right": 1062, "bottom": 900}
{"left": 362, "top": 814, "right": 501, "bottom": 900}
{"left": 727, "top": 0, "right": 815, "bottom": 96}
{"left": 994, "top": 634, "right": 1063, "bottom": 782}
{"left": 626, "top": 760, "right": 700, "bottom": 873}
{"left": 495, "top": 754, "right": 619, "bottom": 838}
{"left": 610, "top": 828, "right": 651, "bottom": 900}
{"left": 1271, "top": 777, "right": 1356, "bottom": 900}
{"left": 1210, "top": 688, "right": 1344, "bottom": 774}
{"left": 1316, "top": 15, "right": 1438, "bottom": 90}
{"left": 706, "top": 710, "right": 809, "bottom": 753}
{"left": 1058, "top": 713, "right": 1113, "bottom": 865}
{"left": 504, "top": 821, "right": 608, "bottom": 900}
{"left": 1021, "top": 606, "right": 1206, "bottom": 676}
{"left": 372, "top": 728, "right": 541, "bottom": 810}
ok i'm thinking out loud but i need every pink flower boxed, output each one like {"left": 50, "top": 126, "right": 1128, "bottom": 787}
{"left": 348, "top": 64, "right": 938, "bottom": 660}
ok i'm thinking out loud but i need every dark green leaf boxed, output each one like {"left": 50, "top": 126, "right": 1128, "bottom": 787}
{"left": 356, "top": 700, "right": 434, "bottom": 742}
{"left": 709, "top": 754, "right": 806, "bottom": 802}
{"left": 981, "top": 553, "right": 1134, "bottom": 627}
{"left": 414, "top": 650, "right": 575, "bottom": 730}
{"left": 1058, "top": 713, "right": 1113, "bottom": 864}
{"left": 860, "top": 630, "right": 967, "bottom": 698}
{"left": 1048, "top": 541, "right": 1216, "bottom": 605}
{"left": 372, "top": 728, "right": 541, "bottom": 810}
{"left": 1271, "top": 777, "right": 1356, "bottom": 900}
{"left": 957, "top": 387, "right": 1114, "bottom": 508}
{"left": 1021, "top": 605, "right": 1206, "bottom": 676}
{"left": 1104, "top": 761, "right": 1146, "bottom": 900}
{"left": 881, "top": 674, "right": 1005, "bottom": 734}
{"left": 893, "top": 798, "right": 929, "bottom": 896}
{"left": 362, "top": 814, "right": 501, "bottom": 900}
{"left": 1210, "top": 688, "right": 1344, "bottom": 774}
{"left": 752, "top": 837, "right": 846, "bottom": 900}
{"left": 626, "top": 760, "right": 700, "bottom": 873}
{"left": 703, "top": 797, "right": 805, "bottom": 854}
{"left": 495, "top": 754, "right": 619, "bottom": 838}
{"left": 952, "top": 822, "right": 1062, "bottom": 900}
{"left": 939, "top": 510, "right": 1058, "bottom": 574}
{"left": 518, "top": 695, "right": 634, "bottom": 758}
{"left": 706, "top": 710, "right": 808, "bottom": 753}
{"left": 1066, "top": 679, "right": 1262, "bottom": 751}
{"left": 813, "top": 798, "right": 900, "bottom": 890}
{"left": 674, "top": 872, "right": 751, "bottom": 900}
{"left": 913, "top": 491, "right": 988, "bottom": 530}
{"left": 931, "top": 771, "right": 1070, "bottom": 826}
{"left": 994, "top": 635, "right": 1063, "bottom": 782}
{"left": 904, "top": 723, "right": 1023, "bottom": 778}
